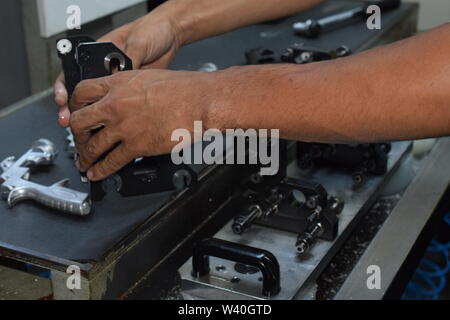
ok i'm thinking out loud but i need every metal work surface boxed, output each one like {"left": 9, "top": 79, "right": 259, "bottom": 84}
{"left": 179, "top": 143, "right": 410, "bottom": 299}
{"left": 0, "top": 96, "right": 174, "bottom": 260}
{"left": 170, "top": 0, "right": 417, "bottom": 71}
{"left": 0, "top": 1, "right": 419, "bottom": 299}
{"left": 335, "top": 138, "right": 450, "bottom": 300}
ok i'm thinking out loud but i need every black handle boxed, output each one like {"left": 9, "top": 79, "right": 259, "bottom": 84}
{"left": 192, "top": 238, "right": 281, "bottom": 297}
{"left": 56, "top": 35, "right": 95, "bottom": 98}
{"left": 57, "top": 37, "right": 133, "bottom": 201}
{"left": 280, "top": 177, "right": 328, "bottom": 209}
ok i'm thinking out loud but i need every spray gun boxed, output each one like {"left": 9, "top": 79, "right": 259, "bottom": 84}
{"left": 0, "top": 139, "right": 91, "bottom": 216}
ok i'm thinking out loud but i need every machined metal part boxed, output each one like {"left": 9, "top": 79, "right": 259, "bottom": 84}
{"left": 232, "top": 177, "right": 343, "bottom": 255}
{"left": 65, "top": 128, "right": 75, "bottom": 158}
{"left": 0, "top": 139, "right": 91, "bottom": 216}
{"left": 56, "top": 36, "right": 198, "bottom": 201}
{"left": 297, "top": 143, "right": 391, "bottom": 187}
{"left": 296, "top": 222, "right": 323, "bottom": 254}
{"left": 180, "top": 142, "right": 411, "bottom": 300}
{"left": 56, "top": 36, "right": 96, "bottom": 99}
{"left": 232, "top": 205, "right": 263, "bottom": 235}
{"left": 280, "top": 44, "right": 352, "bottom": 64}
{"left": 103, "top": 52, "right": 127, "bottom": 73}
{"left": 292, "top": 0, "right": 401, "bottom": 38}
{"left": 231, "top": 185, "right": 285, "bottom": 235}
{"left": 198, "top": 62, "right": 218, "bottom": 72}
{"left": 230, "top": 176, "right": 342, "bottom": 248}
{"left": 246, "top": 43, "right": 351, "bottom": 66}
{"left": 191, "top": 238, "right": 281, "bottom": 297}
{"left": 56, "top": 39, "right": 72, "bottom": 55}
{"left": 295, "top": 194, "right": 343, "bottom": 256}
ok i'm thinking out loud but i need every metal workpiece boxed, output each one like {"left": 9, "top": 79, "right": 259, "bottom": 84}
{"left": 198, "top": 62, "right": 218, "bottom": 72}
{"left": 56, "top": 36, "right": 96, "bottom": 99}
{"left": 246, "top": 44, "right": 351, "bottom": 65}
{"left": 179, "top": 225, "right": 299, "bottom": 300}
{"left": 57, "top": 36, "right": 132, "bottom": 201}
{"left": 0, "top": 139, "right": 91, "bottom": 216}
{"left": 231, "top": 187, "right": 286, "bottom": 235}
{"left": 230, "top": 176, "right": 343, "bottom": 256}
{"left": 57, "top": 36, "right": 198, "bottom": 202}
{"left": 65, "top": 128, "right": 76, "bottom": 159}
{"left": 179, "top": 142, "right": 411, "bottom": 300}
{"left": 280, "top": 44, "right": 351, "bottom": 64}
{"left": 192, "top": 238, "right": 281, "bottom": 297}
{"left": 296, "top": 222, "right": 324, "bottom": 254}
{"left": 293, "top": 0, "right": 401, "bottom": 38}
{"left": 231, "top": 177, "right": 331, "bottom": 236}
{"left": 295, "top": 195, "right": 342, "bottom": 256}
{"left": 232, "top": 205, "right": 264, "bottom": 235}
{"left": 297, "top": 143, "right": 391, "bottom": 187}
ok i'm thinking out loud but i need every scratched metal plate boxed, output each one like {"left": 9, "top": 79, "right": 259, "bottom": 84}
{"left": 180, "top": 142, "right": 411, "bottom": 300}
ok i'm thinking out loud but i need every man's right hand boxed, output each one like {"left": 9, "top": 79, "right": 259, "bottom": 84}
{"left": 54, "top": 7, "right": 183, "bottom": 127}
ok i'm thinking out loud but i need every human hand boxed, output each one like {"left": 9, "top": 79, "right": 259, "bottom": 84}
{"left": 54, "top": 9, "right": 183, "bottom": 127}
{"left": 69, "top": 68, "right": 225, "bottom": 181}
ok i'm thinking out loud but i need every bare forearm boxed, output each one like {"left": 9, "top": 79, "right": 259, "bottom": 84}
{"left": 155, "top": 0, "right": 323, "bottom": 45}
{"left": 208, "top": 24, "right": 450, "bottom": 143}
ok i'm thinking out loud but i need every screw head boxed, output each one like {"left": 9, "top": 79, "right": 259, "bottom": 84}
{"left": 57, "top": 39, "right": 72, "bottom": 55}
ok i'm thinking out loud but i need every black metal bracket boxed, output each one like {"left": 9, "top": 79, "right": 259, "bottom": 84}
{"left": 297, "top": 143, "right": 391, "bottom": 186}
{"left": 56, "top": 35, "right": 197, "bottom": 201}
{"left": 246, "top": 44, "right": 351, "bottom": 65}
{"left": 231, "top": 177, "right": 343, "bottom": 254}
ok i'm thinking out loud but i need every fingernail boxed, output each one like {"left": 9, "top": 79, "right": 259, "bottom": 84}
{"left": 59, "top": 114, "right": 65, "bottom": 121}
{"left": 87, "top": 170, "right": 94, "bottom": 181}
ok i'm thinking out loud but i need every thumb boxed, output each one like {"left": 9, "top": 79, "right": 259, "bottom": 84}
{"left": 123, "top": 40, "right": 146, "bottom": 70}
{"left": 58, "top": 105, "right": 71, "bottom": 128}
{"left": 142, "top": 50, "right": 174, "bottom": 69}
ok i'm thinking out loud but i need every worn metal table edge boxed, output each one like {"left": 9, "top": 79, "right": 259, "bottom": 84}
{"left": 0, "top": 241, "right": 92, "bottom": 273}
{"left": 335, "top": 137, "right": 450, "bottom": 300}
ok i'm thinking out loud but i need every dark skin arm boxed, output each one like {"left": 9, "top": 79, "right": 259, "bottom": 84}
{"left": 55, "top": 0, "right": 450, "bottom": 181}
{"left": 54, "top": 0, "right": 323, "bottom": 126}
{"left": 69, "top": 23, "right": 450, "bottom": 182}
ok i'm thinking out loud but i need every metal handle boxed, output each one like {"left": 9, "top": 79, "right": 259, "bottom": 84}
{"left": 192, "top": 238, "right": 281, "bottom": 297}
{"left": 293, "top": 0, "right": 401, "bottom": 37}
{"left": 7, "top": 179, "right": 91, "bottom": 216}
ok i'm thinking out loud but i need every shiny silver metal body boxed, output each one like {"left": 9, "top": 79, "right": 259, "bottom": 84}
{"left": 0, "top": 139, "right": 91, "bottom": 216}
